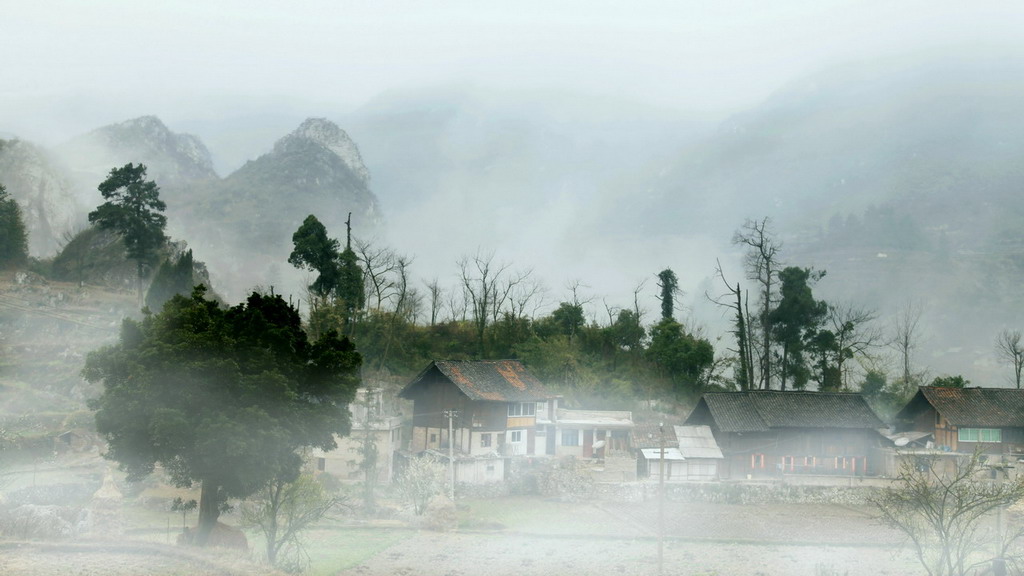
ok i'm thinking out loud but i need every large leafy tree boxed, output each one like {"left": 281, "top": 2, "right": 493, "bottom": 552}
{"left": 0, "top": 184, "right": 28, "bottom": 269}
{"left": 289, "top": 214, "right": 341, "bottom": 299}
{"left": 646, "top": 318, "right": 715, "bottom": 401}
{"left": 289, "top": 213, "right": 364, "bottom": 336}
{"left": 768, "top": 266, "right": 827, "bottom": 390}
{"left": 84, "top": 286, "right": 361, "bottom": 546}
{"left": 88, "top": 163, "right": 167, "bottom": 306}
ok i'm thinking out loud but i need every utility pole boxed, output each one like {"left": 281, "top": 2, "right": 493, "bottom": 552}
{"left": 658, "top": 422, "right": 665, "bottom": 575}
{"left": 443, "top": 409, "right": 458, "bottom": 500}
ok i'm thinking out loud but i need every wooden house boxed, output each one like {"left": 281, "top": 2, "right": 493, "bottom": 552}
{"left": 894, "top": 386, "right": 1024, "bottom": 455}
{"left": 399, "top": 360, "right": 556, "bottom": 483}
{"left": 684, "top": 391, "right": 885, "bottom": 479}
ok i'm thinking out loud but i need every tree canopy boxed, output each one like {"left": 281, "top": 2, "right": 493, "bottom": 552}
{"left": 84, "top": 286, "right": 361, "bottom": 545}
{"left": 88, "top": 163, "right": 168, "bottom": 305}
{"left": 145, "top": 248, "right": 194, "bottom": 312}
{"left": 0, "top": 184, "right": 28, "bottom": 269}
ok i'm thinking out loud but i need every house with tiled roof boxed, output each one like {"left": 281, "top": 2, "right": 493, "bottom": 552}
{"left": 684, "top": 391, "right": 885, "bottom": 479}
{"left": 894, "top": 386, "right": 1024, "bottom": 455}
{"left": 399, "top": 360, "right": 639, "bottom": 485}
{"left": 398, "top": 360, "right": 557, "bottom": 484}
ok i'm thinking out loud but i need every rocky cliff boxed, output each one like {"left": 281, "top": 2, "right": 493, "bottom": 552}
{"left": 0, "top": 139, "right": 81, "bottom": 256}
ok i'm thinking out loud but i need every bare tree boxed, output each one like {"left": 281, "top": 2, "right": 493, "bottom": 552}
{"left": 507, "top": 276, "right": 547, "bottom": 320}
{"left": 492, "top": 267, "right": 536, "bottom": 324}
{"left": 375, "top": 255, "right": 414, "bottom": 371}
{"left": 458, "top": 251, "right": 512, "bottom": 355}
{"left": 872, "top": 450, "right": 1024, "bottom": 576}
{"left": 241, "top": 473, "right": 346, "bottom": 569}
{"left": 890, "top": 299, "right": 924, "bottom": 388}
{"left": 424, "top": 278, "right": 444, "bottom": 326}
{"left": 732, "top": 218, "right": 782, "bottom": 389}
{"left": 707, "top": 259, "right": 755, "bottom": 390}
{"left": 355, "top": 239, "right": 400, "bottom": 311}
{"left": 824, "top": 302, "right": 883, "bottom": 389}
{"left": 996, "top": 329, "right": 1024, "bottom": 389}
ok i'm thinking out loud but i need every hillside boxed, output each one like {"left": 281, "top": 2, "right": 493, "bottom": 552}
{"left": 587, "top": 53, "right": 1024, "bottom": 384}
{"left": 0, "top": 271, "right": 135, "bottom": 443}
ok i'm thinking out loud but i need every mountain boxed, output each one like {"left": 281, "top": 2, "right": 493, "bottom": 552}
{"left": 172, "top": 118, "right": 380, "bottom": 299}
{"left": 619, "top": 53, "right": 1024, "bottom": 246}
{"left": 333, "top": 86, "right": 713, "bottom": 294}
{"left": 0, "top": 139, "right": 81, "bottom": 255}
{"left": 602, "top": 52, "right": 1024, "bottom": 384}
{"left": 54, "top": 115, "right": 218, "bottom": 192}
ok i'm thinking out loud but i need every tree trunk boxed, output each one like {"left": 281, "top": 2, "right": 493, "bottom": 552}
{"left": 194, "top": 481, "right": 221, "bottom": 546}
{"left": 137, "top": 260, "right": 144, "bottom": 309}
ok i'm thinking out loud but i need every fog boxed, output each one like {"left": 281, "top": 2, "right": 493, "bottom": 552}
{"left": 5, "top": 2, "right": 1024, "bottom": 382}
{"left": 8, "top": 4, "right": 1024, "bottom": 574}
{"left": 8, "top": 1, "right": 1022, "bottom": 142}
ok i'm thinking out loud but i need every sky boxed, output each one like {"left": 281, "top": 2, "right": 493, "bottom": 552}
{"left": 5, "top": 1, "right": 1024, "bottom": 144}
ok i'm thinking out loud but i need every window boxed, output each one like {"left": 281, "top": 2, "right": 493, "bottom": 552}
{"left": 562, "top": 429, "right": 580, "bottom": 446}
{"left": 317, "top": 458, "right": 326, "bottom": 472}
{"left": 958, "top": 428, "right": 1002, "bottom": 443}
{"left": 429, "top": 433, "right": 437, "bottom": 443}
{"left": 508, "top": 403, "right": 536, "bottom": 417}
{"left": 480, "top": 433, "right": 492, "bottom": 448}
{"left": 509, "top": 430, "right": 524, "bottom": 443}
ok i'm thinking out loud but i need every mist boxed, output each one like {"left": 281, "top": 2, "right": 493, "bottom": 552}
{"left": 6, "top": 3, "right": 1024, "bottom": 575}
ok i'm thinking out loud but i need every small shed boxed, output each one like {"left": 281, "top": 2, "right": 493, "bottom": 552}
{"left": 640, "top": 447, "right": 687, "bottom": 481}
{"left": 674, "top": 425, "right": 724, "bottom": 480}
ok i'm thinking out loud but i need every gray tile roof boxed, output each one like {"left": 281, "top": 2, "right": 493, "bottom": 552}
{"left": 631, "top": 423, "right": 678, "bottom": 449}
{"left": 917, "top": 386, "right": 1024, "bottom": 427}
{"left": 689, "top": 391, "right": 883, "bottom": 433}
{"left": 401, "top": 360, "right": 552, "bottom": 402}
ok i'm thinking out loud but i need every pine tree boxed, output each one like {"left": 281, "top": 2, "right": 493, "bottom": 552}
{"left": 145, "top": 249, "right": 194, "bottom": 312}
{"left": 88, "top": 164, "right": 168, "bottom": 307}
{"left": 0, "top": 184, "right": 29, "bottom": 269}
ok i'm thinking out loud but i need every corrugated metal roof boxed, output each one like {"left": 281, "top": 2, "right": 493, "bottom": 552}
{"left": 918, "top": 386, "right": 1024, "bottom": 427}
{"left": 692, "top": 391, "right": 883, "bottom": 432}
{"left": 641, "top": 447, "right": 686, "bottom": 461}
{"left": 400, "top": 360, "right": 552, "bottom": 402}
{"left": 674, "top": 425, "right": 724, "bottom": 459}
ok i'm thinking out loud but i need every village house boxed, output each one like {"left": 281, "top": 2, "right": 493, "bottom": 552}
{"left": 310, "top": 387, "right": 404, "bottom": 484}
{"left": 684, "top": 390, "right": 885, "bottom": 479}
{"left": 399, "top": 360, "right": 555, "bottom": 483}
{"left": 894, "top": 386, "right": 1024, "bottom": 457}
{"left": 398, "top": 359, "right": 637, "bottom": 484}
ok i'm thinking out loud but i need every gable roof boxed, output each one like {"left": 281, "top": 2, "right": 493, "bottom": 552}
{"left": 686, "top": 391, "right": 883, "bottom": 433}
{"left": 400, "top": 360, "right": 552, "bottom": 402}
{"left": 674, "top": 425, "right": 724, "bottom": 459}
{"left": 904, "top": 386, "right": 1024, "bottom": 428}
{"left": 631, "top": 422, "right": 679, "bottom": 450}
